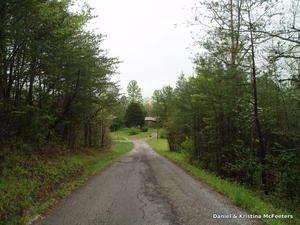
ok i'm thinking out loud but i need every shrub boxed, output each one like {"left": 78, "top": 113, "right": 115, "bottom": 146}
{"left": 181, "top": 138, "right": 193, "bottom": 159}
{"left": 159, "top": 129, "right": 167, "bottom": 139}
{"left": 140, "top": 127, "right": 148, "bottom": 132}
{"left": 128, "top": 127, "right": 139, "bottom": 135}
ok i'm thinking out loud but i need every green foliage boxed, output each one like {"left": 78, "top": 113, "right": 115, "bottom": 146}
{"left": 110, "top": 96, "right": 128, "bottom": 131}
{"left": 148, "top": 138, "right": 300, "bottom": 225}
{"left": 140, "top": 127, "right": 148, "bottom": 132}
{"left": 110, "top": 128, "right": 155, "bottom": 140}
{"left": 152, "top": 86, "right": 174, "bottom": 123}
{"left": 128, "top": 127, "right": 139, "bottom": 135}
{"left": 152, "top": 67, "right": 300, "bottom": 211}
{"left": 0, "top": 142, "right": 133, "bottom": 225}
{"left": 0, "top": 0, "right": 119, "bottom": 148}
{"left": 159, "top": 129, "right": 167, "bottom": 139}
{"left": 143, "top": 97, "right": 153, "bottom": 116}
{"left": 150, "top": 0, "right": 300, "bottom": 207}
{"left": 127, "top": 80, "right": 143, "bottom": 103}
{"left": 124, "top": 102, "right": 146, "bottom": 127}
{"left": 180, "top": 138, "right": 193, "bottom": 159}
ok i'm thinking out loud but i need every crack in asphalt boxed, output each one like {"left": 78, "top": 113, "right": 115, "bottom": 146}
{"left": 136, "top": 182, "right": 147, "bottom": 222}
{"left": 34, "top": 139, "right": 263, "bottom": 225}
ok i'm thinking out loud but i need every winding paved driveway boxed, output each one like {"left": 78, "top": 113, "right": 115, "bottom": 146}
{"left": 34, "top": 139, "right": 262, "bottom": 225}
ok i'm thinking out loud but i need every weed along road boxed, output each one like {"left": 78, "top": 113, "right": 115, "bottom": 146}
{"left": 34, "top": 139, "right": 262, "bottom": 225}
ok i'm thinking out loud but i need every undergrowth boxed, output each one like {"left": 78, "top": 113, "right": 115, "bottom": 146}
{"left": 0, "top": 142, "right": 133, "bottom": 225}
{"left": 148, "top": 138, "right": 299, "bottom": 225}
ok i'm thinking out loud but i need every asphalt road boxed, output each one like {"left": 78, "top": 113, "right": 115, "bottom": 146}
{"left": 34, "top": 139, "right": 262, "bottom": 225}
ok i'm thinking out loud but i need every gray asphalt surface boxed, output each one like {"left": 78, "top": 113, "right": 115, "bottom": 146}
{"left": 34, "top": 139, "right": 262, "bottom": 225}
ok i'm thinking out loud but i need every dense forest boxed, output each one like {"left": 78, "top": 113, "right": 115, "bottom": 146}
{"left": 152, "top": 0, "right": 300, "bottom": 211}
{"left": 1, "top": 0, "right": 299, "bottom": 223}
{"left": 0, "top": 1, "right": 124, "bottom": 223}
{"left": 0, "top": 0, "right": 120, "bottom": 149}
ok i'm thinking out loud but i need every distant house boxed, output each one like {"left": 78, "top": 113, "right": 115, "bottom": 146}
{"left": 144, "top": 117, "right": 156, "bottom": 127}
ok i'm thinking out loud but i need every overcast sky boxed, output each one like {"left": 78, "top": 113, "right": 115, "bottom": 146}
{"left": 74, "top": 0, "right": 196, "bottom": 97}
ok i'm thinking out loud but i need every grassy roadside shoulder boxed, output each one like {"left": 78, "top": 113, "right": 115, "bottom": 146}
{"left": 0, "top": 142, "right": 133, "bottom": 225}
{"left": 148, "top": 138, "right": 298, "bottom": 225}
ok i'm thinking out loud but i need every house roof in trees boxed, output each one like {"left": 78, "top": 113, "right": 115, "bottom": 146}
{"left": 145, "top": 117, "right": 156, "bottom": 122}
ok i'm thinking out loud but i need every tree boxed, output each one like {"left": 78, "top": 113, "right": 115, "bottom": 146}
{"left": 143, "top": 97, "right": 153, "bottom": 116}
{"left": 0, "top": 0, "right": 119, "bottom": 148}
{"left": 258, "top": 0, "right": 300, "bottom": 89}
{"left": 152, "top": 0, "right": 300, "bottom": 210}
{"left": 127, "top": 80, "right": 142, "bottom": 103}
{"left": 124, "top": 102, "right": 145, "bottom": 127}
{"left": 110, "top": 96, "right": 128, "bottom": 131}
{"left": 243, "top": 0, "right": 268, "bottom": 192}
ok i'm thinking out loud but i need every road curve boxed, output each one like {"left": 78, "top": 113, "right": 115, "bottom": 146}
{"left": 34, "top": 139, "right": 262, "bottom": 225}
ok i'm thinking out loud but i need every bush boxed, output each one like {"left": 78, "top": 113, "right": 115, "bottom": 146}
{"left": 140, "top": 127, "right": 148, "bottom": 132}
{"left": 181, "top": 138, "right": 193, "bottom": 159}
{"left": 128, "top": 127, "right": 139, "bottom": 135}
{"left": 159, "top": 129, "right": 167, "bottom": 139}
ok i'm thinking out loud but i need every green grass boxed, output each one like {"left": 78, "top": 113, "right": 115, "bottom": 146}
{"left": 0, "top": 142, "right": 133, "bottom": 225}
{"left": 148, "top": 138, "right": 299, "bottom": 225}
{"left": 110, "top": 127, "right": 156, "bottom": 140}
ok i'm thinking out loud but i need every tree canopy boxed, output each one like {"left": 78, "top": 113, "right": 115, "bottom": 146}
{"left": 0, "top": 0, "right": 119, "bottom": 148}
{"left": 152, "top": 0, "right": 300, "bottom": 212}
{"left": 124, "top": 102, "right": 145, "bottom": 127}
{"left": 127, "top": 80, "right": 142, "bottom": 103}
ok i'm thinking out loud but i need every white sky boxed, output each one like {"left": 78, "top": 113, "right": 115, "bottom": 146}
{"left": 74, "top": 0, "right": 196, "bottom": 97}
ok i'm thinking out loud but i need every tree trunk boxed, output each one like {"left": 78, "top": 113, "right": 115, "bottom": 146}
{"left": 0, "top": 1, "right": 7, "bottom": 101}
{"left": 248, "top": 11, "right": 267, "bottom": 193}
{"left": 26, "top": 60, "right": 36, "bottom": 105}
